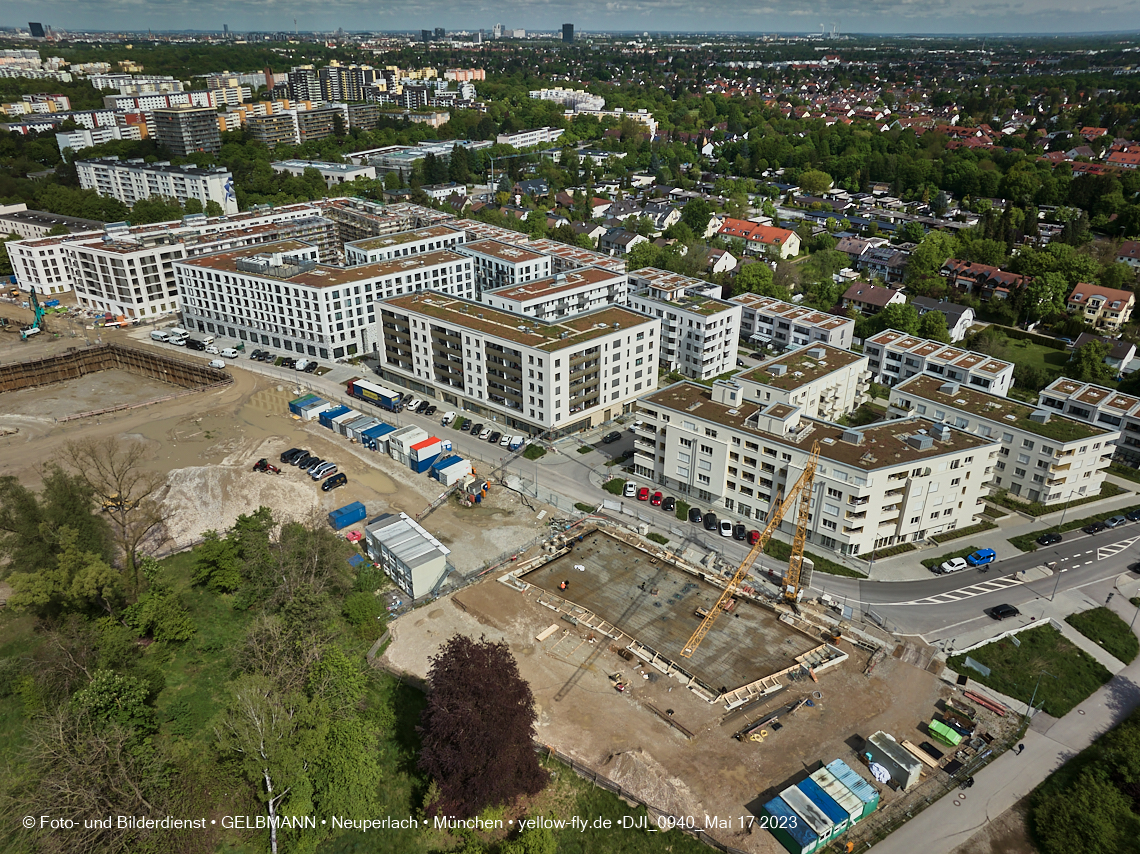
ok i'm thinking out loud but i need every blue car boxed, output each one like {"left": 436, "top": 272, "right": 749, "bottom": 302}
{"left": 966, "top": 548, "right": 996, "bottom": 567}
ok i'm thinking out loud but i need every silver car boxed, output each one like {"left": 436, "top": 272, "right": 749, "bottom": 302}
{"left": 312, "top": 462, "right": 337, "bottom": 481}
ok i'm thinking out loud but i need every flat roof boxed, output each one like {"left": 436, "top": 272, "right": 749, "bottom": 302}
{"left": 486, "top": 266, "right": 621, "bottom": 302}
{"left": 382, "top": 292, "right": 651, "bottom": 352}
{"left": 459, "top": 238, "right": 545, "bottom": 264}
{"left": 743, "top": 345, "right": 864, "bottom": 390}
{"left": 641, "top": 381, "right": 996, "bottom": 470}
{"left": 731, "top": 293, "right": 852, "bottom": 330}
{"left": 346, "top": 225, "right": 462, "bottom": 252}
{"left": 365, "top": 512, "right": 450, "bottom": 569}
{"left": 525, "top": 238, "right": 627, "bottom": 272}
{"left": 272, "top": 159, "right": 374, "bottom": 173}
{"left": 868, "top": 329, "right": 1011, "bottom": 373}
{"left": 894, "top": 374, "right": 1107, "bottom": 442}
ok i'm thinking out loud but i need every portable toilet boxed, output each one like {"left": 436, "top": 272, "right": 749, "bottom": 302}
{"left": 410, "top": 437, "right": 444, "bottom": 473}
{"left": 780, "top": 785, "right": 835, "bottom": 844}
{"left": 796, "top": 777, "right": 850, "bottom": 835}
{"left": 388, "top": 426, "right": 428, "bottom": 465}
{"left": 319, "top": 405, "right": 350, "bottom": 429}
{"left": 825, "top": 759, "right": 880, "bottom": 820}
{"left": 361, "top": 422, "right": 394, "bottom": 452}
{"left": 808, "top": 768, "right": 863, "bottom": 829}
{"left": 760, "top": 796, "right": 818, "bottom": 854}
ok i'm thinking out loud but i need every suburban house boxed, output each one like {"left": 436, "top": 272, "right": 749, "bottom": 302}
{"left": 1067, "top": 284, "right": 1135, "bottom": 330}
{"left": 1072, "top": 333, "right": 1138, "bottom": 373}
{"left": 910, "top": 296, "right": 976, "bottom": 342}
{"left": 1118, "top": 240, "right": 1140, "bottom": 268}
{"left": 841, "top": 281, "right": 906, "bottom": 314}
{"left": 598, "top": 228, "right": 648, "bottom": 256}
{"left": 571, "top": 221, "right": 607, "bottom": 243}
{"left": 717, "top": 217, "right": 801, "bottom": 259}
{"left": 706, "top": 248, "right": 738, "bottom": 275}
{"left": 835, "top": 235, "right": 889, "bottom": 263}
{"left": 940, "top": 259, "right": 1031, "bottom": 300}
{"left": 855, "top": 245, "right": 909, "bottom": 283}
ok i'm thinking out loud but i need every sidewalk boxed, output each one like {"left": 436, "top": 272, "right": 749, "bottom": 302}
{"left": 1053, "top": 615, "right": 1129, "bottom": 672}
{"left": 869, "top": 585, "right": 1140, "bottom": 854}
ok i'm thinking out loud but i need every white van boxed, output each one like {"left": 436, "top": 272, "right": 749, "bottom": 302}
{"left": 205, "top": 344, "right": 220, "bottom": 355}
{"left": 150, "top": 330, "right": 170, "bottom": 342}
{"left": 220, "top": 348, "right": 239, "bottom": 359}
{"left": 208, "top": 359, "right": 225, "bottom": 369}
{"left": 440, "top": 411, "right": 457, "bottom": 426}
{"left": 200, "top": 334, "right": 215, "bottom": 345}
{"left": 168, "top": 327, "right": 189, "bottom": 340}
{"left": 294, "top": 359, "right": 310, "bottom": 371}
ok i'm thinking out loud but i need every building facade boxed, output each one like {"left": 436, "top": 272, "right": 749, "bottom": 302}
{"left": 1036, "top": 378, "right": 1140, "bottom": 465}
{"left": 736, "top": 345, "right": 871, "bottom": 423}
{"left": 77, "top": 158, "right": 238, "bottom": 215}
{"left": 344, "top": 225, "right": 465, "bottom": 265}
{"left": 1067, "top": 284, "right": 1135, "bottom": 330}
{"left": 271, "top": 159, "right": 377, "bottom": 187}
{"left": 363, "top": 512, "right": 452, "bottom": 599}
{"left": 150, "top": 105, "right": 221, "bottom": 156}
{"left": 731, "top": 294, "right": 855, "bottom": 352}
{"left": 864, "top": 330, "right": 1014, "bottom": 396}
{"left": 481, "top": 266, "right": 628, "bottom": 321}
{"left": 456, "top": 238, "right": 551, "bottom": 295}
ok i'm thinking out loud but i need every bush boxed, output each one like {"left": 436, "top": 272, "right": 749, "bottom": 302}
{"left": 920, "top": 545, "right": 979, "bottom": 570}
{"left": 990, "top": 482, "right": 1127, "bottom": 518}
{"left": 1109, "top": 462, "right": 1140, "bottom": 484}
{"left": 602, "top": 479, "right": 626, "bottom": 495}
{"left": 675, "top": 500, "right": 691, "bottom": 521}
{"left": 764, "top": 538, "right": 865, "bottom": 578}
{"left": 577, "top": 445, "right": 593, "bottom": 455}
{"left": 522, "top": 444, "right": 547, "bottom": 461}
{"left": 930, "top": 521, "right": 999, "bottom": 544}
{"left": 1010, "top": 498, "right": 1140, "bottom": 552}
{"left": 1065, "top": 607, "right": 1139, "bottom": 664}
{"left": 868, "top": 542, "right": 916, "bottom": 558}
{"left": 981, "top": 504, "right": 1009, "bottom": 518}
{"left": 574, "top": 502, "right": 596, "bottom": 514}
{"left": 646, "top": 533, "right": 669, "bottom": 545}
{"left": 343, "top": 592, "right": 387, "bottom": 641}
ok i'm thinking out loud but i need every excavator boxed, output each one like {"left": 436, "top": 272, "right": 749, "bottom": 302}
{"left": 19, "top": 287, "right": 45, "bottom": 341}
{"left": 681, "top": 441, "right": 821, "bottom": 659}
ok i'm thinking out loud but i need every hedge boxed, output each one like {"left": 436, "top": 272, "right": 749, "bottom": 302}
{"left": 866, "top": 542, "right": 917, "bottom": 558}
{"left": 930, "top": 520, "right": 999, "bottom": 544}
{"left": 764, "top": 538, "right": 865, "bottom": 578}
{"left": 988, "top": 482, "right": 1127, "bottom": 518}
{"left": 1109, "top": 462, "right": 1140, "bottom": 485}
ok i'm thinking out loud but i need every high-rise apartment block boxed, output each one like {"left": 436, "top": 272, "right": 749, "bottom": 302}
{"left": 563, "top": 24, "right": 574, "bottom": 43}
{"left": 151, "top": 105, "right": 221, "bottom": 156}
{"left": 77, "top": 158, "right": 238, "bottom": 215}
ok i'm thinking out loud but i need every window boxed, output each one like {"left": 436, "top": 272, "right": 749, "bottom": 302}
{"left": 823, "top": 503, "right": 839, "bottom": 516}
{"left": 827, "top": 487, "right": 842, "bottom": 498}
{"left": 951, "top": 478, "right": 960, "bottom": 486}
{"left": 700, "top": 444, "right": 713, "bottom": 455}
{"left": 910, "top": 516, "right": 920, "bottom": 524}
{"left": 1022, "top": 439, "right": 1035, "bottom": 450}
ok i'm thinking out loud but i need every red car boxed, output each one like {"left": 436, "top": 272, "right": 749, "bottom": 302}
{"left": 637, "top": 487, "right": 650, "bottom": 501}
{"left": 748, "top": 530, "right": 761, "bottom": 545}
{"left": 650, "top": 491, "right": 663, "bottom": 506}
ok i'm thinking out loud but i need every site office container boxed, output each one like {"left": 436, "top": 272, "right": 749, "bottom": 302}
{"left": 825, "top": 760, "right": 880, "bottom": 820}
{"left": 332, "top": 409, "right": 362, "bottom": 435}
{"left": 760, "top": 796, "right": 819, "bottom": 854}
{"left": 808, "top": 768, "right": 863, "bottom": 828}
{"left": 780, "top": 786, "right": 835, "bottom": 844}
{"left": 796, "top": 777, "right": 850, "bottom": 835}
{"left": 328, "top": 501, "right": 366, "bottom": 531}
{"left": 346, "top": 417, "right": 380, "bottom": 441}
{"left": 361, "top": 423, "right": 395, "bottom": 452}
{"left": 410, "top": 437, "right": 444, "bottom": 473}
{"left": 298, "top": 398, "right": 333, "bottom": 421}
{"left": 431, "top": 456, "right": 472, "bottom": 486}
{"left": 342, "top": 415, "right": 376, "bottom": 439}
{"left": 288, "top": 393, "right": 319, "bottom": 416}
{"left": 388, "top": 426, "right": 429, "bottom": 465}
{"left": 319, "top": 405, "right": 351, "bottom": 429}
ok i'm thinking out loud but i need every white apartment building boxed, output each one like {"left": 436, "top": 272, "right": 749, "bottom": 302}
{"left": 1036, "top": 378, "right": 1140, "bottom": 466}
{"left": 344, "top": 225, "right": 465, "bottom": 265}
{"left": 528, "top": 88, "right": 606, "bottom": 112}
{"left": 482, "top": 266, "right": 628, "bottom": 321}
{"left": 888, "top": 374, "right": 1116, "bottom": 505}
{"left": 494, "top": 126, "right": 565, "bottom": 148}
{"left": 731, "top": 293, "right": 855, "bottom": 352}
{"left": 176, "top": 239, "right": 474, "bottom": 359}
{"left": 634, "top": 380, "right": 998, "bottom": 556}
{"left": 735, "top": 345, "right": 871, "bottom": 423}
{"left": 77, "top": 158, "right": 238, "bottom": 216}
{"left": 864, "top": 329, "right": 1014, "bottom": 396}
{"left": 525, "top": 238, "right": 627, "bottom": 275}
{"left": 271, "top": 159, "right": 377, "bottom": 187}
{"left": 456, "top": 239, "right": 551, "bottom": 295}
{"left": 7, "top": 204, "right": 335, "bottom": 316}
{"left": 376, "top": 293, "right": 659, "bottom": 435}
{"left": 56, "top": 124, "right": 142, "bottom": 154}
{"left": 101, "top": 90, "right": 218, "bottom": 111}
{"left": 626, "top": 267, "right": 742, "bottom": 380}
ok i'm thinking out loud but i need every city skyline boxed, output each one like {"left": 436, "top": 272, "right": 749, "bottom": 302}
{"left": 7, "top": 0, "right": 1140, "bottom": 37}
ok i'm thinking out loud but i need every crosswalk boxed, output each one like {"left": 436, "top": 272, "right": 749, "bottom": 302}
{"left": 904, "top": 575, "right": 1030, "bottom": 605}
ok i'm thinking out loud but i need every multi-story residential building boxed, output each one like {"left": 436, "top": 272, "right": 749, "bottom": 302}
{"left": 102, "top": 90, "right": 218, "bottom": 111}
{"left": 717, "top": 218, "right": 801, "bottom": 258}
{"left": 176, "top": 239, "right": 474, "bottom": 359}
{"left": 633, "top": 379, "right": 998, "bottom": 555}
{"left": 731, "top": 294, "right": 855, "bottom": 351}
{"left": 271, "top": 159, "right": 377, "bottom": 187}
{"left": 375, "top": 294, "right": 658, "bottom": 435}
{"left": 346, "top": 102, "right": 380, "bottom": 130}
{"left": 494, "top": 126, "right": 565, "bottom": 148}
{"left": 87, "top": 73, "right": 184, "bottom": 94}
{"left": 888, "top": 374, "right": 1116, "bottom": 505}
{"left": 151, "top": 105, "right": 221, "bottom": 156}
{"left": 1117, "top": 240, "right": 1140, "bottom": 269}
{"left": 55, "top": 125, "right": 141, "bottom": 155}
{"left": 456, "top": 239, "right": 551, "bottom": 295}
{"left": 344, "top": 225, "right": 465, "bottom": 265}
{"left": 736, "top": 346, "right": 871, "bottom": 422}
{"left": 864, "top": 330, "right": 1014, "bottom": 396}
{"left": 482, "top": 267, "right": 628, "bottom": 321}
{"left": 296, "top": 103, "right": 348, "bottom": 142}
{"left": 1067, "top": 284, "right": 1135, "bottom": 330}
{"left": 528, "top": 87, "right": 606, "bottom": 112}
{"left": 286, "top": 66, "right": 321, "bottom": 102}
{"left": 246, "top": 111, "right": 300, "bottom": 148}
{"left": 625, "top": 267, "right": 741, "bottom": 380}
{"left": 524, "top": 238, "right": 627, "bottom": 275}
{"left": 940, "top": 259, "right": 1031, "bottom": 301}
{"left": 0, "top": 203, "right": 101, "bottom": 241}
{"left": 77, "top": 158, "right": 238, "bottom": 215}
{"left": 318, "top": 62, "right": 378, "bottom": 103}
{"left": 1036, "top": 378, "right": 1140, "bottom": 466}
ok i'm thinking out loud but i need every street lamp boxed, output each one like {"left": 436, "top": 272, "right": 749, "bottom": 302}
{"left": 1057, "top": 489, "right": 1076, "bottom": 529}
{"left": 1049, "top": 557, "right": 1067, "bottom": 602}
{"left": 1025, "top": 670, "right": 1057, "bottom": 722}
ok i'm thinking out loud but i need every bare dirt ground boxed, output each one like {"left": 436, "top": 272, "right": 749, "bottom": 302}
{"left": 947, "top": 798, "right": 1038, "bottom": 854}
{"left": 380, "top": 568, "right": 1001, "bottom": 854}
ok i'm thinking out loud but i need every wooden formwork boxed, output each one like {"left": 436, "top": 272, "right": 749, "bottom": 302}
{"left": 0, "top": 343, "right": 230, "bottom": 395}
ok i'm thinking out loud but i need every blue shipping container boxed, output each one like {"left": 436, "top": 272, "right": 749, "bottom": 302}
{"left": 797, "top": 778, "right": 849, "bottom": 833}
{"left": 825, "top": 760, "right": 880, "bottom": 819}
{"left": 319, "top": 405, "right": 351, "bottom": 429}
{"left": 361, "top": 423, "right": 394, "bottom": 451}
{"left": 411, "top": 453, "right": 440, "bottom": 474}
{"left": 761, "top": 796, "right": 818, "bottom": 854}
{"left": 328, "top": 501, "right": 366, "bottom": 530}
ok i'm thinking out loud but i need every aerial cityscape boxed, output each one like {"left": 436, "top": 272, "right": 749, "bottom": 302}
{"left": 0, "top": 10, "right": 1139, "bottom": 854}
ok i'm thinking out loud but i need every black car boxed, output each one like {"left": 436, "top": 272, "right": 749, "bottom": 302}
{"left": 601, "top": 431, "right": 622, "bottom": 444}
{"left": 424, "top": 405, "right": 438, "bottom": 416}
{"left": 732, "top": 523, "right": 747, "bottom": 541}
{"left": 662, "top": 496, "right": 676, "bottom": 512}
{"left": 1036, "top": 532, "right": 1063, "bottom": 546}
{"left": 987, "top": 604, "right": 1021, "bottom": 621}
{"left": 749, "top": 351, "right": 765, "bottom": 359}
{"left": 186, "top": 338, "right": 206, "bottom": 351}
{"left": 488, "top": 431, "right": 502, "bottom": 444}
{"left": 415, "top": 400, "right": 430, "bottom": 413}
{"left": 469, "top": 422, "right": 483, "bottom": 435}
{"left": 703, "top": 512, "right": 718, "bottom": 531}
{"left": 294, "top": 453, "right": 316, "bottom": 469}
{"left": 688, "top": 507, "right": 703, "bottom": 524}
{"left": 280, "top": 447, "right": 304, "bottom": 464}
{"left": 249, "top": 349, "right": 262, "bottom": 360}
{"left": 1083, "top": 521, "right": 1107, "bottom": 535}
{"left": 1128, "top": 509, "right": 1140, "bottom": 522}
{"left": 321, "top": 472, "right": 347, "bottom": 491}
{"left": 261, "top": 352, "right": 276, "bottom": 363}
{"left": 304, "top": 361, "right": 318, "bottom": 373}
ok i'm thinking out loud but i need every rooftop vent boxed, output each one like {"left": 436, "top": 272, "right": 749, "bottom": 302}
{"left": 807, "top": 346, "right": 825, "bottom": 359}
{"left": 939, "top": 381, "right": 959, "bottom": 395}
{"left": 770, "top": 364, "right": 788, "bottom": 377}
{"left": 1029, "top": 409, "right": 1051, "bottom": 424}
{"left": 907, "top": 433, "right": 934, "bottom": 451}
{"left": 840, "top": 429, "right": 864, "bottom": 445}
{"left": 931, "top": 424, "right": 952, "bottom": 442}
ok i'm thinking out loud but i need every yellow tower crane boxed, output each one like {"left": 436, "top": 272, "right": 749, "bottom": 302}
{"left": 681, "top": 441, "right": 821, "bottom": 659}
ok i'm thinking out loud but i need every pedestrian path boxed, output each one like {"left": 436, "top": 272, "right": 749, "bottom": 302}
{"left": 1052, "top": 616, "right": 1128, "bottom": 673}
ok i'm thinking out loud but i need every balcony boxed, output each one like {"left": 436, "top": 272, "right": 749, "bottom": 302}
{"left": 848, "top": 495, "right": 870, "bottom": 506}
{"left": 878, "top": 517, "right": 899, "bottom": 528}
{"left": 1051, "top": 462, "right": 1071, "bottom": 472}
{"left": 845, "top": 510, "right": 867, "bottom": 520}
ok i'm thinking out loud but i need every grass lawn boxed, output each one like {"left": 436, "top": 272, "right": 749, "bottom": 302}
{"left": 1132, "top": 597, "right": 1140, "bottom": 609}
{"left": 764, "top": 538, "right": 865, "bottom": 578}
{"left": 675, "top": 499, "right": 691, "bottom": 521}
{"left": 930, "top": 521, "right": 999, "bottom": 544}
{"left": 522, "top": 444, "right": 546, "bottom": 461}
{"left": 920, "top": 544, "right": 980, "bottom": 570}
{"left": 602, "top": 478, "right": 626, "bottom": 495}
{"left": 1065, "top": 607, "right": 1139, "bottom": 664}
{"left": 1005, "top": 338, "right": 1070, "bottom": 376}
{"left": 948, "top": 625, "right": 1112, "bottom": 717}
{"left": 577, "top": 445, "right": 594, "bottom": 455}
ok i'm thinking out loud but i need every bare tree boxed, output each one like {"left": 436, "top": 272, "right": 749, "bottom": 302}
{"left": 64, "top": 437, "right": 169, "bottom": 599}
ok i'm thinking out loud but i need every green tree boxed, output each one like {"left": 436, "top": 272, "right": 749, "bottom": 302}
{"left": 1033, "top": 768, "right": 1140, "bottom": 854}
{"left": 192, "top": 530, "right": 243, "bottom": 593}
{"left": 733, "top": 262, "right": 787, "bottom": 298}
{"left": 905, "top": 232, "right": 959, "bottom": 285}
{"left": 798, "top": 169, "right": 833, "bottom": 196}
{"left": 917, "top": 310, "right": 952, "bottom": 343}
{"left": 6, "top": 527, "right": 119, "bottom": 618}
{"left": 876, "top": 302, "right": 921, "bottom": 335}
{"left": 500, "top": 824, "right": 558, "bottom": 854}
{"left": 1067, "top": 342, "right": 1114, "bottom": 385}
{"left": 897, "top": 221, "right": 925, "bottom": 244}
{"left": 625, "top": 241, "right": 663, "bottom": 272}
{"left": 680, "top": 198, "right": 712, "bottom": 235}
{"left": 342, "top": 591, "right": 387, "bottom": 641}
{"left": 124, "top": 582, "right": 196, "bottom": 642}
{"left": 71, "top": 669, "right": 157, "bottom": 734}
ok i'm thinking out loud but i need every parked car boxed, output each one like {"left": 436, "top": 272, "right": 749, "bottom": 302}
{"left": 406, "top": 397, "right": 423, "bottom": 412}
{"left": 1106, "top": 515, "right": 1128, "bottom": 528}
{"left": 688, "top": 507, "right": 703, "bottom": 524}
{"left": 1036, "top": 532, "right": 1063, "bottom": 546}
{"left": 208, "top": 359, "right": 226, "bottom": 369}
{"left": 469, "top": 423, "right": 484, "bottom": 435}
{"left": 294, "top": 453, "right": 316, "bottom": 469}
{"left": 987, "top": 604, "right": 1020, "bottom": 620}
{"left": 637, "top": 487, "right": 650, "bottom": 501}
{"left": 1057, "top": 337, "right": 1074, "bottom": 347}
{"left": 488, "top": 431, "right": 502, "bottom": 444}
{"left": 441, "top": 411, "right": 457, "bottom": 426}
{"left": 966, "top": 548, "right": 997, "bottom": 567}
{"left": 939, "top": 557, "right": 969, "bottom": 574}
{"left": 732, "top": 523, "right": 747, "bottom": 541}
{"left": 623, "top": 481, "right": 637, "bottom": 498}
{"left": 662, "top": 496, "right": 676, "bottom": 512}
{"left": 478, "top": 428, "right": 492, "bottom": 440}
{"left": 719, "top": 520, "right": 733, "bottom": 538}
{"left": 703, "top": 512, "right": 718, "bottom": 531}
{"left": 416, "top": 400, "right": 431, "bottom": 414}
{"left": 602, "top": 430, "right": 622, "bottom": 444}
{"left": 304, "top": 458, "right": 326, "bottom": 475}
{"left": 312, "top": 463, "right": 337, "bottom": 481}
{"left": 321, "top": 473, "right": 347, "bottom": 491}
{"left": 1083, "top": 521, "right": 1107, "bottom": 535}
{"left": 749, "top": 351, "right": 765, "bottom": 359}
{"left": 425, "top": 405, "right": 437, "bottom": 416}
{"left": 205, "top": 344, "right": 220, "bottom": 355}
{"left": 650, "top": 491, "right": 663, "bottom": 506}
{"left": 304, "top": 361, "right": 318, "bottom": 373}
{"left": 1128, "top": 509, "right": 1140, "bottom": 522}
{"left": 280, "top": 448, "right": 304, "bottom": 464}
{"left": 748, "top": 530, "right": 761, "bottom": 545}
{"left": 500, "top": 434, "right": 512, "bottom": 447}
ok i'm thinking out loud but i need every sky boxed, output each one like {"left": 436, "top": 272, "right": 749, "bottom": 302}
{"left": 9, "top": 0, "right": 1140, "bottom": 37}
